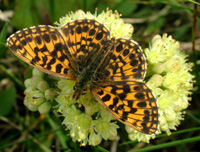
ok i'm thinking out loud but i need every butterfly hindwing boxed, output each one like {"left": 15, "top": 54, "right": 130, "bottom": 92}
{"left": 96, "top": 38, "right": 146, "bottom": 82}
{"left": 7, "top": 25, "right": 75, "bottom": 80}
{"left": 92, "top": 81, "right": 159, "bottom": 134}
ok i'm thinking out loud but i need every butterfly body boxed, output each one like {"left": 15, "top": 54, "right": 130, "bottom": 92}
{"left": 7, "top": 19, "right": 159, "bottom": 134}
{"left": 73, "top": 37, "right": 115, "bottom": 100}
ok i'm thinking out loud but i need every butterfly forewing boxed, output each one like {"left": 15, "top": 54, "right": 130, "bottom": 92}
{"left": 92, "top": 81, "right": 159, "bottom": 134}
{"left": 7, "top": 25, "right": 75, "bottom": 80}
{"left": 60, "top": 19, "right": 110, "bottom": 69}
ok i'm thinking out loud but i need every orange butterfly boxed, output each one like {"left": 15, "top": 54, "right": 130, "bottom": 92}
{"left": 7, "top": 19, "right": 159, "bottom": 134}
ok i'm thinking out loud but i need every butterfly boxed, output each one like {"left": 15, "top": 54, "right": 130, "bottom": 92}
{"left": 7, "top": 19, "right": 159, "bottom": 134}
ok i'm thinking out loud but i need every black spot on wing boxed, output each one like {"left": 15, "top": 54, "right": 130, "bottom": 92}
{"left": 102, "top": 94, "right": 111, "bottom": 102}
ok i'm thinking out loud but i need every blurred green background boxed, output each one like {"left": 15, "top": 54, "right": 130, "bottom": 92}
{"left": 0, "top": 0, "right": 200, "bottom": 151}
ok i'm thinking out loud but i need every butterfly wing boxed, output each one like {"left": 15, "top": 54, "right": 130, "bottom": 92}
{"left": 92, "top": 81, "right": 159, "bottom": 134}
{"left": 7, "top": 25, "right": 75, "bottom": 80}
{"left": 60, "top": 19, "right": 110, "bottom": 71}
{"left": 92, "top": 38, "right": 159, "bottom": 134}
{"left": 96, "top": 38, "right": 146, "bottom": 82}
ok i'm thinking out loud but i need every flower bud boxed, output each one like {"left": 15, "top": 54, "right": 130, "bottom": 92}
{"left": 45, "top": 89, "right": 56, "bottom": 101}
{"left": 37, "top": 81, "right": 49, "bottom": 92}
{"left": 38, "top": 101, "right": 51, "bottom": 115}
{"left": 32, "top": 68, "right": 44, "bottom": 78}
{"left": 89, "top": 131, "right": 102, "bottom": 146}
{"left": 24, "top": 78, "right": 32, "bottom": 88}
{"left": 31, "top": 76, "right": 43, "bottom": 88}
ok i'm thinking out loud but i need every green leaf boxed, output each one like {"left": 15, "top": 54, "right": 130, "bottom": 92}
{"left": 0, "top": 87, "right": 16, "bottom": 116}
{"left": 48, "top": 0, "right": 76, "bottom": 22}
{"left": 114, "top": 0, "right": 138, "bottom": 16}
{"left": 144, "top": 17, "right": 165, "bottom": 35}
{"left": 11, "top": 0, "right": 76, "bottom": 29}
{"left": 173, "top": 25, "right": 190, "bottom": 40}
{"left": 12, "top": 0, "right": 41, "bottom": 29}
{"left": 0, "top": 23, "right": 8, "bottom": 58}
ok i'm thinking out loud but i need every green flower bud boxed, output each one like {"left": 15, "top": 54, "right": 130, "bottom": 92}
{"left": 24, "top": 87, "right": 36, "bottom": 95}
{"left": 45, "top": 89, "right": 56, "bottom": 101}
{"left": 125, "top": 126, "right": 134, "bottom": 134}
{"left": 78, "top": 129, "right": 89, "bottom": 141}
{"left": 89, "top": 130, "right": 102, "bottom": 146}
{"left": 57, "top": 79, "right": 75, "bottom": 90}
{"left": 70, "top": 126, "right": 79, "bottom": 140}
{"left": 81, "top": 93, "right": 100, "bottom": 116}
{"left": 160, "top": 123, "right": 170, "bottom": 133}
{"left": 32, "top": 68, "right": 44, "bottom": 78}
{"left": 24, "top": 98, "right": 38, "bottom": 111}
{"left": 100, "top": 107, "right": 116, "bottom": 121}
{"left": 95, "top": 120, "right": 118, "bottom": 140}
{"left": 62, "top": 105, "right": 81, "bottom": 125}
{"left": 38, "top": 101, "right": 51, "bottom": 115}
{"left": 162, "top": 72, "right": 180, "bottom": 90}
{"left": 30, "top": 96, "right": 45, "bottom": 107}
{"left": 37, "top": 81, "right": 49, "bottom": 92}
{"left": 27, "top": 104, "right": 39, "bottom": 112}
{"left": 128, "top": 131, "right": 154, "bottom": 143}
{"left": 157, "top": 91, "right": 170, "bottom": 109}
{"left": 159, "top": 115, "right": 167, "bottom": 126}
{"left": 31, "top": 76, "right": 43, "bottom": 88}
{"left": 149, "top": 63, "right": 165, "bottom": 74}
{"left": 95, "top": 120, "right": 110, "bottom": 140}
{"left": 84, "top": 100, "right": 100, "bottom": 116}
{"left": 76, "top": 114, "right": 91, "bottom": 130}
{"left": 146, "top": 74, "right": 163, "bottom": 88}
{"left": 81, "top": 92, "right": 93, "bottom": 106}
{"left": 164, "top": 108, "right": 176, "bottom": 122}
{"left": 107, "top": 123, "right": 118, "bottom": 140}
{"left": 56, "top": 94, "right": 76, "bottom": 106}
{"left": 171, "top": 97, "right": 188, "bottom": 111}
{"left": 24, "top": 78, "right": 32, "bottom": 88}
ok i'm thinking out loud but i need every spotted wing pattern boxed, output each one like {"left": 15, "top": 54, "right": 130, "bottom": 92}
{"left": 7, "top": 25, "right": 75, "bottom": 79}
{"left": 93, "top": 38, "right": 159, "bottom": 134}
{"left": 60, "top": 19, "right": 110, "bottom": 70}
{"left": 92, "top": 81, "right": 158, "bottom": 134}
{"left": 96, "top": 38, "right": 146, "bottom": 82}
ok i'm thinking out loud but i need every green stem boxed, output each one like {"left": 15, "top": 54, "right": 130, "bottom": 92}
{"left": 96, "top": 146, "right": 110, "bottom": 152}
{"left": 121, "top": 127, "right": 200, "bottom": 146}
{"left": 128, "top": 136, "right": 200, "bottom": 152}
{"left": 46, "top": 114, "right": 69, "bottom": 151}
{"left": 186, "top": 112, "right": 200, "bottom": 124}
{"left": 0, "top": 64, "right": 24, "bottom": 89}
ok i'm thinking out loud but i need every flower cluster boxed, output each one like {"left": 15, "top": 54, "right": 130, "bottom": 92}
{"left": 24, "top": 68, "right": 56, "bottom": 115}
{"left": 56, "top": 79, "right": 118, "bottom": 146}
{"left": 126, "top": 34, "right": 193, "bottom": 142}
{"left": 23, "top": 9, "right": 193, "bottom": 145}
